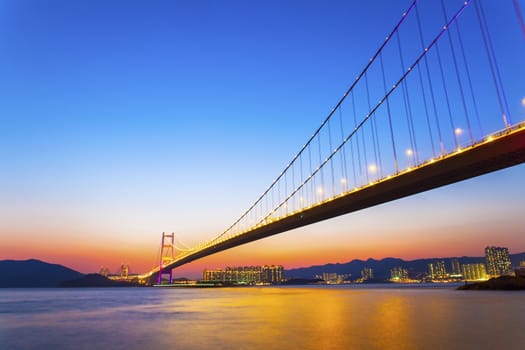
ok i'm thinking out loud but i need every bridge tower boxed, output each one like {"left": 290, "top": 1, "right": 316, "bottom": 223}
{"left": 157, "top": 232, "right": 175, "bottom": 284}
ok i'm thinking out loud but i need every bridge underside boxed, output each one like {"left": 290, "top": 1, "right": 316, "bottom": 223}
{"left": 158, "top": 126, "right": 525, "bottom": 277}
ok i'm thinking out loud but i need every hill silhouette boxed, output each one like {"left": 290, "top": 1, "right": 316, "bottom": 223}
{"left": 0, "top": 259, "right": 84, "bottom": 287}
{"left": 285, "top": 253, "right": 525, "bottom": 280}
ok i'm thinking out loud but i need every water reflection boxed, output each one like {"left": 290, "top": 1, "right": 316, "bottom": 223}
{"left": 1, "top": 286, "right": 525, "bottom": 350}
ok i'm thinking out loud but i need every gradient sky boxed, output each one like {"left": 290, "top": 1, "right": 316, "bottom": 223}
{"left": 1, "top": 0, "right": 524, "bottom": 278}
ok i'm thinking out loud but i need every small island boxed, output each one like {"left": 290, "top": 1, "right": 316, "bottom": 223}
{"left": 458, "top": 275, "right": 525, "bottom": 290}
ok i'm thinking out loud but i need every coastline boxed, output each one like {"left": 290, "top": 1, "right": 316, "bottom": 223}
{"left": 457, "top": 276, "right": 525, "bottom": 291}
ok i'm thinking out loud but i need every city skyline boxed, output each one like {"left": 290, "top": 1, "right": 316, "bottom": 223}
{"left": 1, "top": 0, "right": 524, "bottom": 278}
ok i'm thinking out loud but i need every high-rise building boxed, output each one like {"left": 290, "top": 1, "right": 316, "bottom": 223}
{"left": 428, "top": 260, "right": 447, "bottom": 279}
{"left": 451, "top": 259, "right": 462, "bottom": 276}
{"left": 119, "top": 264, "right": 129, "bottom": 278}
{"left": 361, "top": 267, "right": 374, "bottom": 281}
{"left": 390, "top": 267, "right": 408, "bottom": 282}
{"left": 262, "top": 265, "right": 284, "bottom": 283}
{"left": 203, "top": 265, "right": 283, "bottom": 284}
{"left": 203, "top": 268, "right": 225, "bottom": 282}
{"left": 485, "top": 246, "right": 512, "bottom": 277}
{"left": 322, "top": 272, "right": 338, "bottom": 283}
{"left": 462, "top": 263, "right": 487, "bottom": 281}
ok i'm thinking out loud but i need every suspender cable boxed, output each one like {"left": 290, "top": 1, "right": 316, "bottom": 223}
{"left": 479, "top": 0, "right": 513, "bottom": 126}
{"left": 380, "top": 51, "right": 399, "bottom": 173}
{"left": 284, "top": 170, "right": 288, "bottom": 215}
{"left": 396, "top": 31, "right": 418, "bottom": 165}
{"left": 309, "top": 143, "right": 314, "bottom": 205}
{"left": 413, "top": 11, "right": 435, "bottom": 157}
{"left": 317, "top": 134, "right": 324, "bottom": 200}
{"left": 513, "top": 0, "right": 525, "bottom": 40}
{"left": 291, "top": 159, "right": 295, "bottom": 211}
{"left": 435, "top": 40, "right": 458, "bottom": 149}
{"left": 214, "top": 0, "right": 420, "bottom": 241}
{"left": 441, "top": 0, "right": 474, "bottom": 144}
{"left": 269, "top": 0, "right": 472, "bottom": 222}
{"left": 328, "top": 117, "right": 335, "bottom": 197}
{"left": 454, "top": 16, "right": 483, "bottom": 138}
{"left": 416, "top": 4, "right": 444, "bottom": 155}
{"left": 365, "top": 72, "right": 381, "bottom": 178}
{"left": 338, "top": 106, "right": 349, "bottom": 190}
{"left": 351, "top": 91, "right": 363, "bottom": 184}
{"left": 475, "top": 0, "right": 512, "bottom": 128}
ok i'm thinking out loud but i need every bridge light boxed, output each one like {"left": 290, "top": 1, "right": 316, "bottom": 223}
{"left": 368, "top": 164, "right": 378, "bottom": 173}
{"left": 521, "top": 97, "right": 525, "bottom": 107}
{"left": 340, "top": 178, "right": 347, "bottom": 184}
{"left": 455, "top": 127, "right": 463, "bottom": 135}
{"left": 405, "top": 149, "right": 413, "bottom": 157}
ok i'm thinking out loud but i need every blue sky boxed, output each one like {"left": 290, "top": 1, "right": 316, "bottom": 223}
{"left": 0, "top": 0, "right": 524, "bottom": 276}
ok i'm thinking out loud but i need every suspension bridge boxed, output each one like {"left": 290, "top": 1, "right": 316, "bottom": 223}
{"left": 139, "top": 0, "right": 525, "bottom": 284}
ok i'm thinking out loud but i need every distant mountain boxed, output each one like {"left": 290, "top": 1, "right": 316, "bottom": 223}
{"left": 285, "top": 253, "right": 525, "bottom": 280}
{"left": 0, "top": 259, "right": 84, "bottom": 287}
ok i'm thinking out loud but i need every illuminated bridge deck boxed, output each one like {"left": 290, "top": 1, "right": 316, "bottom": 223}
{"left": 142, "top": 124, "right": 525, "bottom": 281}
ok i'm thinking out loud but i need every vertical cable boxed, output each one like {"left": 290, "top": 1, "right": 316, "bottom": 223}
{"left": 317, "top": 135, "right": 323, "bottom": 201}
{"left": 396, "top": 31, "right": 418, "bottom": 164}
{"left": 435, "top": 41, "right": 457, "bottom": 149}
{"left": 416, "top": 64, "right": 436, "bottom": 157}
{"left": 373, "top": 113, "right": 383, "bottom": 177}
{"left": 284, "top": 171, "right": 288, "bottom": 215}
{"left": 441, "top": 0, "right": 474, "bottom": 144}
{"left": 265, "top": 187, "right": 268, "bottom": 222}
{"left": 477, "top": 0, "right": 512, "bottom": 127}
{"left": 328, "top": 117, "right": 335, "bottom": 197}
{"left": 308, "top": 144, "right": 314, "bottom": 205}
{"left": 513, "top": 0, "right": 525, "bottom": 40}
{"left": 291, "top": 161, "right": 295, "bottom": 212}
{"left": 351, "top": 91, "right": 363, "bottom": 184}
{"left": 365, "top": 72, "right": 380, "bottom": 178}
{"left": 299, "top": 153, "right": 304, "bottom": 208}
{"left": 413, "top": 6, "right": 436, "bottom": 157}
{"left": 416, "top": 4, "right": 444, "bottom": 155}
{"left": 454, "top": 18, "right": 483, "bottom": 138}
{"left": 379, "top": 52, "right": 399, "bottom": 173}
{"left": 338, "top": 106, "right": 349, "bottom": 190}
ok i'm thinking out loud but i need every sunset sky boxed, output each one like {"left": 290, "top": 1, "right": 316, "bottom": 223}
{"left": 1, "top": 0, "right": 524, "bottom": 279}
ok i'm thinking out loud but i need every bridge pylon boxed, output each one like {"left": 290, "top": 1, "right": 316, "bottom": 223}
{"left": 157, "top": 232, "right": 175, "bottom": 285}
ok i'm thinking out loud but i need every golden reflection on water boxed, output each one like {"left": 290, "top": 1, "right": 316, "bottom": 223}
{"left": 156, "top": 286, "right": 525, "bottom": 350}
{"left": 2, "top": 287, "right": 525, "bottom": 350}
{"left": 372, "top": 294, "right": 415, "bottom": 350}
{"left": 162, "top": 288, "right": 427, "bottom": 349}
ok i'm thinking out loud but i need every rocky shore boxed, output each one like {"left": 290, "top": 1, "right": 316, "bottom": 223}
{"left": 457, "top": 275, "right": 525, "bottom": 290}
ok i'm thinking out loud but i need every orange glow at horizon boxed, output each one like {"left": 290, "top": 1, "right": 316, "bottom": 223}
{"left": 3, "top": 164, "right": 525, "bottom": 278}
{"left": 3, "top": 203, "right": 525, "bottom": 278}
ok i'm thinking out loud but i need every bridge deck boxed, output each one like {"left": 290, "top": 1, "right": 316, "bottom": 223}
{"left": 147, "top": 125, "right": 525, "bottom": 280}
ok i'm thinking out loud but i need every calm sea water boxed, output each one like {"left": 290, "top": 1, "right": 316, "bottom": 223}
{"left": 1, "top": 285, "right": 524, "bottom": 350}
